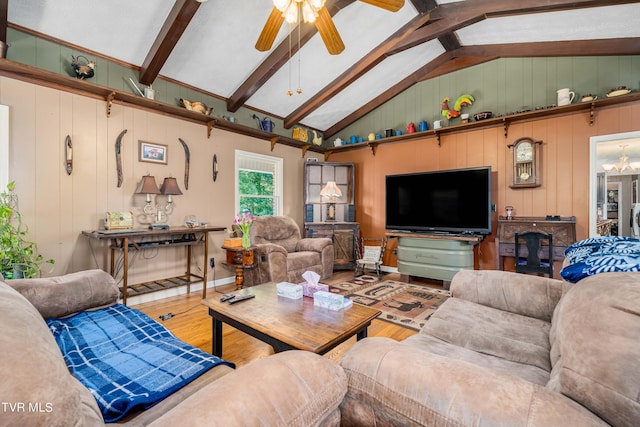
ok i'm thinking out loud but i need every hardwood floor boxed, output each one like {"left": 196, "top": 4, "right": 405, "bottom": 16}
{"left": 133, "top": 271, "right": 440, "bottom": 367}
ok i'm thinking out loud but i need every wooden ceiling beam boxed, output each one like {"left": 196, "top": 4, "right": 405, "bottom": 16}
{"left": 323, "top": 51, "right": 454, "bottom": 137}
{"left": 283, "top": 10, "right": 433, "bottom": 129}
{"left": 394, "top": 0, "right": 638, "bottom": 54}
{"left": 456, "top": 38, "right": 640, "bottom": 58}
{"left": 139, "top": 0, "right": 202, "bottom": 86}
{"left": 0, "top": 0, "right": 7, "bottom": 43}
{"left": 326, "top": 35, "right": 640, "bottom": 134}
{"left": 227, "top": 0, "right": 355, "bottom": 113}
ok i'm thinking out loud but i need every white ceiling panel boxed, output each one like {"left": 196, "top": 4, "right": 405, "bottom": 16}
{"left": 301, "top": 39, "right": 445, "bottom": 130}
{"left": 457, "top": 4, "right": 640, "bottom": 45}
{"left": 8, "top": 0, "right": 174, "bottom": 65}
{"left": 160, "top": 0, "right": 290, "bottom": 97}
{"left": 246, "top": 1, "right": 418, "bottom": 117}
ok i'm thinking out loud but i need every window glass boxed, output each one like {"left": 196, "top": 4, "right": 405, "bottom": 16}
{"left": 235, "top": 150, "right": 283, "bottom": 216}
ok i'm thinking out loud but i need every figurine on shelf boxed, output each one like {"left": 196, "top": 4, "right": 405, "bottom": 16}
{"left": 180, "top": 98, "right": 213, "bottom": 115}
{"left": 71, "top": 55, "right": 95, "bottom": 80}
{"left": 441, "top": 94, "right": 474, "bottom": 120}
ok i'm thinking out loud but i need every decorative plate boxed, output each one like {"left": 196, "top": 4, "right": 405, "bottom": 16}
{"left": 606, "top": 89, "right": 631, "bottom": 97}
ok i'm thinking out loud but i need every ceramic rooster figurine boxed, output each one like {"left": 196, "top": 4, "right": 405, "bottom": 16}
{"left": 71, "top": 55, "right": 95, "bottom": 80}
{"left": 441, "top": 94, "right": 475, "bottom": 119}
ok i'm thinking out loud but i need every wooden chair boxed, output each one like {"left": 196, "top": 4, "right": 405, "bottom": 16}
{"left": 354, "top": 237, "right": 386, "bottom": 278}
{"left": 514, "top": 231, "right": 553, "bottom": 278}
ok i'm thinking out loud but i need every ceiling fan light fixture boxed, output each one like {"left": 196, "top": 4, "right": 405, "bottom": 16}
{"left": 302, "top": 2, "right": 317, "bottom": 23}
{"left": 284, "top": 2, "right": 299, "bottom": 23}
{"left": 273, "top": 0, "right": 291, "bottom": 12}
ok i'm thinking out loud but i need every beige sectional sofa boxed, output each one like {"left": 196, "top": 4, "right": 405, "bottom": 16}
{"left": 339, "top": 269, "right": 640, "bottom": 426}
{"left": 0, "top": 269, "right": 346, "bottom": 426}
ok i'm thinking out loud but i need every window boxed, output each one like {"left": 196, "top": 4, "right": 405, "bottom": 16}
{"left": 235, "top": 150, "right": 283, "bottom": 216}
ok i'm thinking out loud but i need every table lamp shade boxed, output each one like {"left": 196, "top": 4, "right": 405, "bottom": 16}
{"left": 160, "top": 177, "right": 183, "bottom": 195}
{"left": 136, "top": 175, "right": 161, "bottom": 194}
{"left": 320, "top": 181, "right": 342, "bottom": 198}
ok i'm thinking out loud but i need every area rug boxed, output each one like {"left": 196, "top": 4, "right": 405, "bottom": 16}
{"left": 330, "top": 276, "right": 450, "bottom": 331}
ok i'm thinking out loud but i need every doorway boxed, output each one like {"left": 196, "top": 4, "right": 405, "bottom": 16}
{"left": 590, "top": 131, "right": 640, "bottom": 237}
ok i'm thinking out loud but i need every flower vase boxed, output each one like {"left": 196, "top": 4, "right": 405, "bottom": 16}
{"left": 242, "top": 232, "right": 251, "bottom": 248}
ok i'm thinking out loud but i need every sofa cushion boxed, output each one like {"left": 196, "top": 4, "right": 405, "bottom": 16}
{"left": 0, "top": 280, "right": 103, "bottom": 425}
{"left": 421, "top": 297, "right": 552, "bottom": 372}
{"left": 548, "top": 272, "right": 640, "bottom": 427}
{"left": 149, "top": 350, "right": 347, "bottom": 427}
{"left": 8, "top": 269, "right": 118, "bottom": 319}
{"left": 404, "top": 332, "right": 550, "bottom": 385}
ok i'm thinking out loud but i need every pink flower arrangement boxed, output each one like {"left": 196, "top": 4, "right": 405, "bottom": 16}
{"left": 234, "top": 211, "right": 254, "bottom": 248}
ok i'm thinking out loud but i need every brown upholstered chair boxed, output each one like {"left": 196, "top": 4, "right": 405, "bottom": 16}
{"left": 246, "top": 216, "right": 334, "bottom": 286}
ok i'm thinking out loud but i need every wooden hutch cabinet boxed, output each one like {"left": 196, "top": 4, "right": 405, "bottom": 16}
{"left": 303, "top": 161, "right": 359, "bottom": 270}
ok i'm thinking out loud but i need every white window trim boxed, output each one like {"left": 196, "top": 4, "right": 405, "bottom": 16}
{"left": 235, "top": 150, "right": 283, "bottom": 216}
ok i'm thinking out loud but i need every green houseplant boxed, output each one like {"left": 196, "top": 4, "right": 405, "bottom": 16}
{"left": 0, "top": 181, "right": 54, "bottom": 279}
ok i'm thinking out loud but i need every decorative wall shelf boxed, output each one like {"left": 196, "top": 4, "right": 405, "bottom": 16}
{"left": 0, "top": 59, "right": 323, "bottom": 158}
{"left": 324, "top": 91, "right": 640, "bottom": 159}
{"left": 1, "top": 58, "right": 639, "bottom": 161}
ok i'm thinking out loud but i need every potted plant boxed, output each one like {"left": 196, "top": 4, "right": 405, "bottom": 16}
{"left": 0, "top": 181, "right": 54, "bottom": 279}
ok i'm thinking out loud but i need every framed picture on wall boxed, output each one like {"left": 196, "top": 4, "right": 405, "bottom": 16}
{"left": 139, "top": 141, "right": 167, "bottom": 164}
{"left": 633, "top": 179, "right": 638, "bottom": 204}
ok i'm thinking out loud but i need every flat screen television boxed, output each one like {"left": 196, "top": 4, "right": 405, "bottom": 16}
{"left": 385, "top": 166, "right": 492, "bottom": 235}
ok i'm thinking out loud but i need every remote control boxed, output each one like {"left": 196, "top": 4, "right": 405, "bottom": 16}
{"left": 219, "top": 293, "right": 235, "bottom": 302}
{"left": 228, "top": 294, "right": 255, "bottom": 304}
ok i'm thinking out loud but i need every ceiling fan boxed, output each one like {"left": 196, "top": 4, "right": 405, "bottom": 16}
{"left": 255, "top": 0, "right": 405, "bottom": 55}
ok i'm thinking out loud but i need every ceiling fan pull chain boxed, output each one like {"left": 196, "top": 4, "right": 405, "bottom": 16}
{"left": 297, "top": 18, "right": 302, "bottom": 95}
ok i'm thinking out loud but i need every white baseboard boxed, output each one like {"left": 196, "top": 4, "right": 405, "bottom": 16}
{"left": 125, "top": 277, "right": 236, "bottom": 306}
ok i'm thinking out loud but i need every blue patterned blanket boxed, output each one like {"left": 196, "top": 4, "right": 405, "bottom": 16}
{"left": 47, "top": 304, "right": 234, "bottom": 422}
{"left": 560, "top": 236, "right": 640, "bottom": 283}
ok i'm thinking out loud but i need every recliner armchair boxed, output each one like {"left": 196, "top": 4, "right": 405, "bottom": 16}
{"left": 246, "top": 216, "right": 334, "bottom": 285}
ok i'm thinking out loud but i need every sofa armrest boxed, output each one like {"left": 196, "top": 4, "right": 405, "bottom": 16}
{"left": 339, "top": 338, "right": 607, "bottom": 427}
{"left": 450, "top": 269, "right": 571, "bottom": 322}
{"left": 297, "top": 237, "right": 333, "bottom": 253}
{"left": 7, "top": 269, "right": 118, "bottom": 319}
{"left": 149, "top": 351, "right": 347, "bottom": 427}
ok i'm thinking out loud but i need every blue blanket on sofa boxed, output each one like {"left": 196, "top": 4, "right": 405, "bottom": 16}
{"left": 47, "top": 304, "right": 234, "bottom": 422}
{"left": 560, "top": 236, "right": 640, "bottom": 283}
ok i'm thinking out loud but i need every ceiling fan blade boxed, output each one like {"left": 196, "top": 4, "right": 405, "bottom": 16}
{"left": 314, "top": 7, "right": 345, "bottom": 55}
{"left": 358, "top": 0, "right": 404, "bottom": 12}
{"left": 255, "top": 7, "right": 285, "bottom": 52}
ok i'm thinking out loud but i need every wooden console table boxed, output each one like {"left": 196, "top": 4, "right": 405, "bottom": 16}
{"left": 495, "top": 216, "right": 577, "bottom": 273}
{"left": 82, "top": 225, "right": 225, "bottom": 304}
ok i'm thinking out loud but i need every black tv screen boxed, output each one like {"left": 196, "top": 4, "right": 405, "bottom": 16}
{"left": 385, "top": 166, "right": 492, "bottom": 235}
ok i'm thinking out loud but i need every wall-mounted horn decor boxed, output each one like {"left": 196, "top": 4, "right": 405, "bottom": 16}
{"left": 178, "top": 138, "right": 190, "bottom": 190}
{"left": 213, "top": 154, "right": 218, "bottom": 182}
{"left": 65, "top": 135, "right": 73, "bottom": 175}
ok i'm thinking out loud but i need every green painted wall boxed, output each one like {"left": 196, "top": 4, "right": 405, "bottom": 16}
{"left": 6, "top": 28, "right": 639, "bottom": 145}
{"left": 332, "top": 56, "right": 640, "bottom": 142}
{"left": 5, "top": 28, "right": 280, "bottom": 135}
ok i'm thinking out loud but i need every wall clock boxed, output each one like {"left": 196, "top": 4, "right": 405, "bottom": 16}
{"left": 508, "top": 137, "right": 542, "bottom": 188}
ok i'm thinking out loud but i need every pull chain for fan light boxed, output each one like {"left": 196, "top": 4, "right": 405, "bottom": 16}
{"left": 287, "top": 2, "right": 303, "bottom": 96}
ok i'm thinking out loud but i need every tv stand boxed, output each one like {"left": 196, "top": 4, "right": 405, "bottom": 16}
{"left": 386, "top": 231, "right": 481, "bottom": 286}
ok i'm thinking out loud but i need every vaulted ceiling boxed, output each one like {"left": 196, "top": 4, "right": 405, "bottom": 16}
{"left": 4, "top": 0, "right": 640, "bottom": 136}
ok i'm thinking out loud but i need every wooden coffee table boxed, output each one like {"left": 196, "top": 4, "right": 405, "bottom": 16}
{"left": 202, "top": 282, "right": 381, "bottom": 356}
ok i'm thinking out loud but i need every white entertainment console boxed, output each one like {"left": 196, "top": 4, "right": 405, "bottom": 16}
{"left": 386, "top": 231, "right": 482, "bottom": 287}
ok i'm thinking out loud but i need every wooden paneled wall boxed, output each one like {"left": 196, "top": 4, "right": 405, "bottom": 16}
{"left": 0, "top": 77, "right": 322, "bottom": 281}
{"left": 330, "top": 101, "right": 640, "bottom": 271}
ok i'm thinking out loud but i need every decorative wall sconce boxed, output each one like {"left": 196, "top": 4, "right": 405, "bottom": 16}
{"left": 320, "top": 181, "right": 342, "bottom": 221}
{"left": 135, "top": 174, "right": 182, "bottom": 229}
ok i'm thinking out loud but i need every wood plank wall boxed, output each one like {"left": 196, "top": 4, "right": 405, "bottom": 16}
{"left": 330, "top": 101, "right": 640, "bottom": 273}
{"left": 0, "top": 77, "right": 322, "bottom": 282}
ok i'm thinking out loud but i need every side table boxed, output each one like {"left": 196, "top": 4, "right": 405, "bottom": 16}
{"left": 222, "top": 246, "right": 256, "bottom": 290}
